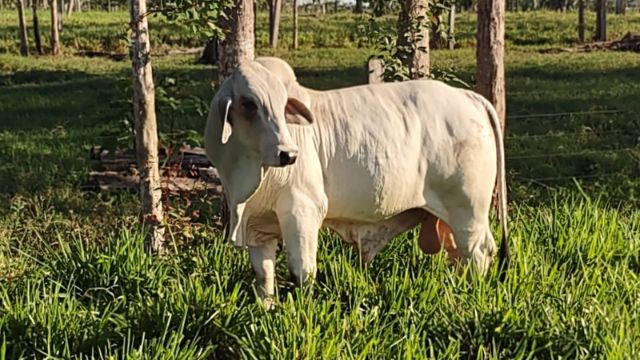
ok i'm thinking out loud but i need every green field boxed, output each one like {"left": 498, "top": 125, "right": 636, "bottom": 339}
{"left": 1, "top": 8, "right": 640, "bottom": 359}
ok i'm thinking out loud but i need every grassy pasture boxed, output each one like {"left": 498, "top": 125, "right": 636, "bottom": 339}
{"left": 1, "top": 9, "right": 640, "bottom": 359}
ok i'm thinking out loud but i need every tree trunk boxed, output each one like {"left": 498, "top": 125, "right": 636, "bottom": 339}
{"left": 17, "top": 0, "right": 29, "bottom": 56}
{"left": 32, "top": 1, "right": 43, "bottom": 54}
{"left": 615, "top": 0, "right": 625, "bottom": 15}
{"left": 218, "top": 0, "right": 255, "bottom": 79}
{"left": 293, "top": 0, "right": 298, "bottom": 49}
{"left": 354, "top": 0, "right": 363, "bottom": 13}
{"left": 334, "top": 0, "right": 338, "bottom": 12}
{"left": 595, "top": 0, "right": 607, "bottom": 41}
{"left": 268, "top": 0, "right": 282, "bottom": 48}
{"left": 66, "top": 0, "right": 73, "bottom": 16}
{"left": 129, "top": 0, "right": 165, "bottom": 252}
{"left": 49, "top": 0, "right": 60, "bottom": 55}
{"left": 578, "top": 0, "right": 585, "bottom": 42}
{"left": 448, "top": 5, "right": 456, "bottom": 50}
{"left": 57, "top": 0, "right": 62, "bottom": 31}
{"left": 476, "top": 0, "right": 506, "bottom": 129}
{"left": 397, "top": 0, "right": 430, "bottom": 79}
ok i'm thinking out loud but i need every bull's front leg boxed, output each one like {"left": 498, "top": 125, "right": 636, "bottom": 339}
{"left": 276, "top": 200, "right": 323, "bottom": 286}
{"left": 248, "top": 238, "right": 278, "bottom": 307}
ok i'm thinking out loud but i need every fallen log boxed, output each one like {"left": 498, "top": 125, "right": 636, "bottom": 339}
{"left": 540, "top": 32, "right": 640, "bottom": 54}
{"left": 87, "top": 145, "right": 222, "bottom": 194}
{"left": 89, "top": 170, "right": 222, "bottom": 194}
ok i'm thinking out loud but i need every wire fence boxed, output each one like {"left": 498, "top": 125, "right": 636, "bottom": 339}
{"left": 504, "top": 108, "right": 639, "bottom": 187}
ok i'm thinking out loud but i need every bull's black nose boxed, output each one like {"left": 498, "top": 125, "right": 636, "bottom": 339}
{"left": 279, "top": 151, "right": 298, "bottom": 166}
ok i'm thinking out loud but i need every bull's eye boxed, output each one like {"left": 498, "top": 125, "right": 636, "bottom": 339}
{"left": 241, "top": 98, "right": 258, "bottom": 114}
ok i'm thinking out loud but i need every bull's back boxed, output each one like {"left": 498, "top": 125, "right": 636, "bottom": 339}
{"left": 315, "top": 80, "right": 494, "bottom": 222}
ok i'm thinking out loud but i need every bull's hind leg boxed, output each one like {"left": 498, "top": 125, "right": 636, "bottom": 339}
{"left": 445, "top": 207, "right": 496, "bottom": 276}
{"left": 248, "top": 238, "right": 278, "bottom": 306}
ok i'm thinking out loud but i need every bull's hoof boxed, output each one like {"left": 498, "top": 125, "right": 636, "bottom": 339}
{"left": 259, "top": 295, "right": 276, "bottom": 310}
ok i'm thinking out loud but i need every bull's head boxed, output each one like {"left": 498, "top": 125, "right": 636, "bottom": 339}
{"left": 207, "top": 62, "right": 313, "bottom": 167}
{"left": 204, "top": 61, "right": 313, "bottom": 247}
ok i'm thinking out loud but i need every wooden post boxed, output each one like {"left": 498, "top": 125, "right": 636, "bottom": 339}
{"left": 32, "top": 1, "right": 43, "bottom": 54}
{"left": 368, "top": 58, "right": 384, "bottom": 84}
{"left": 129, "top": 0, "right": 165, "bottom": 252}
{"left": 17, "top": 0, "right": 29, "bottom": 56}
{"left": 293, "top": 0, "right": 298, "bottom": 49}
{"left": 578, "top": 0, "right": 584, "bottom": 42}
{"left": 476, "top": 0, "right": 506, "bottom": 129}
{"left": 595, "top": 0, "right": 607, "bottom": 41}
{"left": 448, "top": 5, "right": 456, "bottom": 50}
{"left": 49, "top": 0, "right": 60, "bottom": 55}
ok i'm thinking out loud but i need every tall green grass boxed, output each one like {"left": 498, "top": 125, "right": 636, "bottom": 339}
{"left": 1, "top": 194, "right": 638, "bottom": 358}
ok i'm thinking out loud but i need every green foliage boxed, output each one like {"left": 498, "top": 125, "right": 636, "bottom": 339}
{"left": 361, "top": 15, "right": 468, "bottom": 86}
{"left": 150, "top": 0, "right": 232, "bottom": 40}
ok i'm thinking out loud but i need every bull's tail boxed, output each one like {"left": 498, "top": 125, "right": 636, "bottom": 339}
{"left": 468, "top": 91, "right": 510, "bottom": 279}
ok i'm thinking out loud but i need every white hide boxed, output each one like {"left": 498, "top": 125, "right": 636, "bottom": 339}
{"left": 205, "top": 58, "right": 507, "bottom": 300}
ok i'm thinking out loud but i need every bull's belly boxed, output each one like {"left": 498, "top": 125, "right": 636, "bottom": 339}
{"left": 323, "top": 209, "right": 426, "bottom": 262}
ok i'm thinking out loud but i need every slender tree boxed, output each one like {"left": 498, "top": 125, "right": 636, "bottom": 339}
{"left": 49, "top": 0, "right": 60, "bottom": 55}
{"left": 17, "top": 0, "right": 29, "bottom": 56}
{"left": 292, "top": 0, "right": 298, "bottom": 49}
{"left": 578, "top": 0, "right": 585, "bottom": 42}
{"left": 128, "top": 0, "right": 165, "bottom": 251}
{"left": 595, "top": 0, "right": 607, "bottom": 41}
{"left": 615, "top": 0, "right": 626, "bottom": 15}
{"left": 218, "top": 0, "right": 255, "bottom": 78}
{"left": 267, "top": 0, "right": 282, "bottom": 48}
{"left": 354, "top": 0, "right": 363, "bottom": 13}
{"left": 476, "top": 0, "right": 506, "bottom": 129}
{"left": 397, "top": 0, "right": 429, "bottom": 78}
{"left": 32, "top": 1, "right": 43, "bottom": 54}
{"left": 66, "top": 0, "right": 74, "bottom": 16}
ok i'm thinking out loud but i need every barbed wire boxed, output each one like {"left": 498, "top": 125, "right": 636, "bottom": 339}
{"left": 507, "top": 147, "right": 637, "bottom": 160}
{"left": 507, "top": 89, "right": 612, "bottom": 97}
{"left": 507, "top": 109, "right": 624, "bottom": 120}
{"left": 505, "top": 129, "right": 634, "bottom": 141}
{"left": 514, "top": 172, "right": 625, "bottom": 183}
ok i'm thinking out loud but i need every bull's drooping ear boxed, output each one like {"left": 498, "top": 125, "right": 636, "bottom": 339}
{"left": 285, "top": 97, "right": 313, "bottom": 125}
{"left": 219, "top": 96, "right": 233, "bottom": 144}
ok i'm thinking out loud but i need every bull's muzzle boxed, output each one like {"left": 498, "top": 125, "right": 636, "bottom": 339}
{"left": 278, "top": 150, "right": 298, "bottom": 166}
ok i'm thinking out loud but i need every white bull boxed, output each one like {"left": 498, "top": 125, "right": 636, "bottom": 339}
{"left": 204, "top": 58, "right": 508, "bottom": 302}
